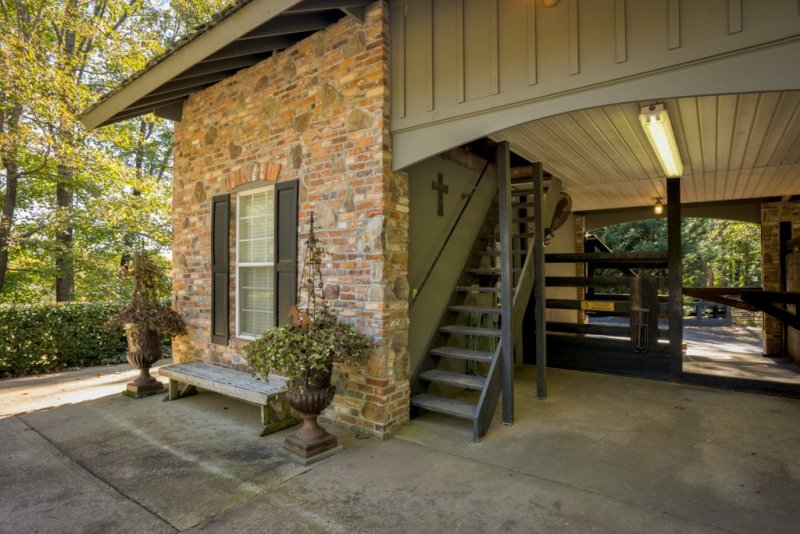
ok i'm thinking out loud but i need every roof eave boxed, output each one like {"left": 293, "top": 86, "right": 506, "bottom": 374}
{"left": 81, "top": 0, "right": 303, "bottom": 130}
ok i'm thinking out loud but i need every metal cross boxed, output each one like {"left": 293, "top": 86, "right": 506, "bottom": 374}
{"left": 432, "top": 172, "right": 448, "bottom": 216}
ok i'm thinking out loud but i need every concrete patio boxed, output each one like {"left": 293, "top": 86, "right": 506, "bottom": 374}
{"left": 1, "top": 363, "right": 798, "bottom": 533}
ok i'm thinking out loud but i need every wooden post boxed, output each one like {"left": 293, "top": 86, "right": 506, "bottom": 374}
{"left": 533, "top": 161, "right": 547, "bottom": 399}
{"left": 497, "top": 141, "right": 514, "bottom": 425}
{"left": 667, "top": 178, "right": 682, "bottom": 379}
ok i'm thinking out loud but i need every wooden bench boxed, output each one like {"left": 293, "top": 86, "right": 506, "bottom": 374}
{"left": 160, "top": 361, "right": 299, "bottom": 436}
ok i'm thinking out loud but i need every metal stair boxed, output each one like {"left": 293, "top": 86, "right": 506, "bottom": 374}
{"left": 410, "top": 160, "right": 563, "bottom": 441}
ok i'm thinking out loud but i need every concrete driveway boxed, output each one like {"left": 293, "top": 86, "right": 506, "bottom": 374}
{"left": 1, "top": 364, "right": 798, "bottom": 533}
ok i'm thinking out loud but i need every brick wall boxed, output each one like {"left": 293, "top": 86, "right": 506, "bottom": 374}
{"left": 171, "top": 1, "right": 410, "bottom": 437}
{"left": 760, "top": 200, "right": 800, "bottom": 356}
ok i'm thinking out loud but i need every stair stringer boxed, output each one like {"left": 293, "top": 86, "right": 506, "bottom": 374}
{"left": 409, "top": 175, "right": 497, "bottom": 397}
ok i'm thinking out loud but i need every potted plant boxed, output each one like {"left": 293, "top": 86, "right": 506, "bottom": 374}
{"left": 110, "top": 250, "right": 186, "bottom": 397}
{"left": 244, "top": 215, "right": 372, "bottom": 462}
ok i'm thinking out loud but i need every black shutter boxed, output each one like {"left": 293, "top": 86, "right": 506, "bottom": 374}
{"left": 274, "top": 180, "right": 299, "bottom": 326}
{"left": 211, "top": 194, "right": 230, "bottom": 345}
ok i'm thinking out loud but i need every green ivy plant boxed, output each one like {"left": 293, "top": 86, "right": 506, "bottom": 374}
{"left": 244, "top": 214, "right": 373, "bottom": 391}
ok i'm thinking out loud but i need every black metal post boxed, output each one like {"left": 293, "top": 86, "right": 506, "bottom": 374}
{"left": 667, "top": 177, "right": 682, "bottom": 379}
{"left": 533, "top": 162, "right": 547, "bottom": 399}
{"left": 497, "top": 141, "right": 514, "bottom": 425}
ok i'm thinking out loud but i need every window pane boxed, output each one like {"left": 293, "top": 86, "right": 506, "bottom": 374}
{"left": 238, "top": 189, "right": 274, "bottom": 263}
{"left": 239, "top": 266, "right": 274, "bottom": 337}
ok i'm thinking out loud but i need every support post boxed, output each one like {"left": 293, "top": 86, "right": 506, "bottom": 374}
{"left": 533, "top": 162, "right": 547, "bottom": 398}
{"left": 667, "top": 177, "right": 682, "bottom": 379}
{"left": 497, "top": 141, "right": 514, "bottom": 425}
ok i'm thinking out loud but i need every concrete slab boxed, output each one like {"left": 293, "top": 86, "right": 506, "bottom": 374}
{"left": 398, "top": 367, "right": 800, "bottom": 534}
{"left": 20, "top": 391, "right": 307, "bottom": 531}
{"left": 0, "top": 416, "right": 173, "bottom": 534}
{"left": 2, "top": 364, "right": 799, "bottom": 533}
{"left": 0, "top": 360, "right": 171, "bottom": 418}
{"left": 185, "top": 433, "right": 722, "bottom": 534}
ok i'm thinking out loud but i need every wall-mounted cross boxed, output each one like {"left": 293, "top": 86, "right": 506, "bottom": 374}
{"left": 432, "top": 172, "right": 448, "bottom": 216}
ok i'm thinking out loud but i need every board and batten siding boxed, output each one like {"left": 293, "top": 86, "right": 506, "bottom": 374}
{"left": 389, "top": 0, "right": 800, "bottom": 169}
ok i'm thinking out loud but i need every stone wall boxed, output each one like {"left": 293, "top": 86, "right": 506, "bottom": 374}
{"left": 171, "top": 2, "right": 410, "bottom": 438}
{"left": 760, "top": 200, "right": 800, "bottom": 356}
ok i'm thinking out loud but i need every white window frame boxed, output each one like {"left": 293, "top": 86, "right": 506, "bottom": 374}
{"left": 235, "top": 185, "right": 276, "bottom": 340}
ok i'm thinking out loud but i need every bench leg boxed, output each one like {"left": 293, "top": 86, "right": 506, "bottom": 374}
{"left": 164, "top": 380, "right": 198, "bottom": 401}
{"left": 260, "top": 397, "right": 301, "bottom": 436}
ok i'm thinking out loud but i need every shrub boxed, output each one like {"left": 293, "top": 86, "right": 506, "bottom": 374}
{"left": 0, "top": 302, "right": 129, "bottom": 377}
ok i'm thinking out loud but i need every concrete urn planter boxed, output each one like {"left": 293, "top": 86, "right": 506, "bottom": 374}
{"left": 124, "top": 324, "right": 164, "bottom": 396}
{"left": 283, "top": 367, "right": 339, "bottom": 461}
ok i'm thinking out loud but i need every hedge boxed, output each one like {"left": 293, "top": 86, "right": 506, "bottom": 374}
{"left": 0, "top": 302, "right": 128, "bottom": 377}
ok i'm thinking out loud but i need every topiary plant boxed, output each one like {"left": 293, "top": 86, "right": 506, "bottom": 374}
{"left": 243, "top": 213, "right": 372, "bottom": 393}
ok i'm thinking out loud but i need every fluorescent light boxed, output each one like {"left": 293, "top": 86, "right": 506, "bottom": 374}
{"left": 639, "top": 104, "right": 683, "bottom": 178}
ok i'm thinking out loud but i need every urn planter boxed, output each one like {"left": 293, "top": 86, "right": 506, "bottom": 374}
{"left": 283, "top": 375, "right": 339, "bottom": 460}
{"left": 124, "top": 324, "right": 164, "bottom": 396}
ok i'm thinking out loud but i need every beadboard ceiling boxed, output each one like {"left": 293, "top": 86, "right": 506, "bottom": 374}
{"left": 491, "top": 92, "right": 800, "bottom": 212}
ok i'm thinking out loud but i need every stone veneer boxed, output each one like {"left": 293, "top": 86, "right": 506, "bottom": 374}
{"left": 171, "top": 2, "right": 410, "bottom": 437}
{"left": 760, "top": 200, "right": 800, "bottom": 356}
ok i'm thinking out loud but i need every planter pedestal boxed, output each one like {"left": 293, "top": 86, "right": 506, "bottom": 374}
{"left": 283, "top": 385, "right": 340, "bottom": 464}
{"left": 125, "top": 367, "right": 164, "bottom": 397}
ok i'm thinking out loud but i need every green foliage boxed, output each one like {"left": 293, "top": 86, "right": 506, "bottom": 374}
{"left": 109, "top": 250, "right": 185, "bottom": 338}
{"left": 243, "top": 216, "right": 372, "bottom": 390}
{"left": 244, "top": 309, "right": 374, "bottom": 389}
{"left": 0, "top": 302, "right": 127, "bottom": 377}
{"left": 0, "top": 0, "right": 234, "bottom": 304}
{"left": 592, "top": 218, "right": 761, "bottom": 287}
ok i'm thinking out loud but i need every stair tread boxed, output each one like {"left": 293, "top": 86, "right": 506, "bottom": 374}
{"left": 429, "top": 346, "right": 495, "bottom": 362}
{"left": 449, "top": 305, "right": 502, "bottom": 314}
{"left": 411, "top": 393, "right": 476, "bottom": 419}
{"left": 479, "top": 250, "right": 525, "bottom": 256}
{"left": 456, "top": 286, "right": 500, "bottom": 293}
{"left": 440, "top": 324, "right": 502, "bottom": 337}
{"left": 465, "top": 267, "right": 522, "bottom": 275}
{"left": 420, "top": 369, "right": 486, "bottom": 390}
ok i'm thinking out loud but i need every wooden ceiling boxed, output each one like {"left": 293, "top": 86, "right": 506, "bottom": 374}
{"left": 491, "top": 92, "right": 800, "bottom": 212}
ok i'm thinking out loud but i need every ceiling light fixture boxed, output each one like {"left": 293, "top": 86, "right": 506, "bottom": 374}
{"left": 653, "top": 198, "right": 664, "bottom": 216}
{"left": 639, "top": 103, "right": 683, "bottom": 178}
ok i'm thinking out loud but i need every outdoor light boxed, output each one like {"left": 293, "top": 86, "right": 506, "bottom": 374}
{"left": 653, "top": 198, "right": 664, "bottom": 216}
{"left": 639, "top": 104, "right": 683, "bottom": 178}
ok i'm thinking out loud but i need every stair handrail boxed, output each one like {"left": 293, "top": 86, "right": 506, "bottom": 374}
{"left": 410, "top": 160, "right": 491, "bottom": 308}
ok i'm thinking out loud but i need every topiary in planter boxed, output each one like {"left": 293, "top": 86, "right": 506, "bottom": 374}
{"left": 244, "top": 214, "right": 372, "bottom": 461}
{"left": 109, "top": 250, "right": 186, "bottom": 397}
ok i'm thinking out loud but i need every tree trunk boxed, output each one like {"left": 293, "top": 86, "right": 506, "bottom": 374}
{"left": 0, "top": 104, "right": 22, "bottom": 294}
{"left": 55, "top": 165, "right": 74, "bottom": 301}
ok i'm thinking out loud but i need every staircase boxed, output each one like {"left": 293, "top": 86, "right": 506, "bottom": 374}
{"left": 410, "top": 153, "right": 563, "bottom": 441}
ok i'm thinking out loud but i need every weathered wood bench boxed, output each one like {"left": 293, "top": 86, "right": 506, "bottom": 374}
{"left": 160, "top": 361, "right": 299, "bottom": 436}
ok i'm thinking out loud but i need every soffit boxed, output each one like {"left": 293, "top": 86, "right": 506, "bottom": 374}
{"left": 491, "top": 92, "right": 800, "bottom": 212}
{"left": 82, "top": 0, "right": 370, "bottom": 129}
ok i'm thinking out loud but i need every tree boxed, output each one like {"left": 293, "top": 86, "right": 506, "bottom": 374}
{"left": 0, "top": 0, "right": 232, "bottom": 303}
{"left": 592, "top": 218, "right": 761, "bottom": 288}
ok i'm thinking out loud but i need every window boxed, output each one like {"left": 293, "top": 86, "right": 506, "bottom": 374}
{"left": 236, "top": 186, "right": 275, "bottom": 338}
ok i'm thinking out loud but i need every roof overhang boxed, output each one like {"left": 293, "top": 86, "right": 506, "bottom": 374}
{"left": 81, "top": 0, "right": 370, "bottom": 129}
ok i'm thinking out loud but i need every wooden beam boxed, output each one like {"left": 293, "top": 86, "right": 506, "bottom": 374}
{"left": 172, "top": 55, "right": 264, "bottom": 81}
{"left": 667, "top": 178, "right": 682, "bottom": 380}
{"left": 497, "top": 141, "right": 514, "bottom": 425}
{"left": 284, "top": 0, "right": 370, "bottom": 14}
{"left": 240, "top": 12, "right": 336, "bottom": 39}
{"left": 200, "top": 35, "right": 297, "bottom": 63}
{"left": 154, "top": 101, "right": 183, "bottom": 122}
{"left": 341, "top": 6, "right": 366, "bottom": 22}
{"left": 533, "top": 161, "right": 547, "bottom": 399}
